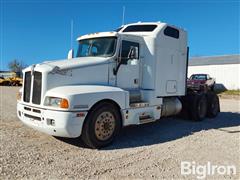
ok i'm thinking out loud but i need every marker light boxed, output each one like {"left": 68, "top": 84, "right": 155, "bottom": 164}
{"left": 60, "top": 98, "right": 69, "bottom": 109}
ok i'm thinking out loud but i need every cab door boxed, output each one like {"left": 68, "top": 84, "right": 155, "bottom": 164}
{"left": 116, "top": 40, "right": 140, "bottom": 89}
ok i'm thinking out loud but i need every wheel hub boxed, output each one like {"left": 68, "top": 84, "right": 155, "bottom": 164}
{"left": 95, "top": 112, "right": 115, "bottom": 141}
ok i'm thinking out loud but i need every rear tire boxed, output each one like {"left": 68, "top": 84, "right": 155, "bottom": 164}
{"left": 189, "top": 93, "right": 207, "bottom": 121}
{"left": 210, "top": 84, "right": 215, "bottom": 91}
{"left": 178, "top": 96, "right": 191, "bottom": 119}
{"left": 81, "top": 102, "right": 121, "bottom": 149}
{"left": 206, "top": 92, "right": 220, "bottom": 118}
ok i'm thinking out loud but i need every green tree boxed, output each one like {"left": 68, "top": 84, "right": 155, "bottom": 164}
{"left": 8, "top": 59, "right": 27, "bottom": 77}
{"left": 8, "top": 59, "right": 27, "bottom": 72}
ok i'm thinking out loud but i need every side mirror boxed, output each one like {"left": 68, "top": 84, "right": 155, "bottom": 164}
{"left": 67, "top": 49, "right": 74, "bottom": 59}
{"left": 128, "top": 47, "right": 139, "bottom": 60}
{"left": 113, "top": 47, "right": 139, "bottom": 75}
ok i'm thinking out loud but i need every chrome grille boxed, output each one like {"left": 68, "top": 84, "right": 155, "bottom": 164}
{"left": 23, "top": 71, "right": 42, "bottom": 104}
{"left": 23, "top": 71, "right": 31, "bottom": 103}
{"left": 32, "top": 72, "right": 42, "bottom": 105}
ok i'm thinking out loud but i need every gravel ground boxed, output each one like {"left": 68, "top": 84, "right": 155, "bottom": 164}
{"left": 0, "top": 86, "right": 239, "bottom": 179}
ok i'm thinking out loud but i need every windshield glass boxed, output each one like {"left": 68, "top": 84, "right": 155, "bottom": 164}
{"left": 76, "top": 37, "right": 117, "bottom": 57}
{"left": 190, "top": 75, "right": 207, "bottom": 80}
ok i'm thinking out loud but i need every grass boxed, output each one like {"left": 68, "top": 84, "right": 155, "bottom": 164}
{"left": 215, "top": 89, "right": 240, "bottom": 96}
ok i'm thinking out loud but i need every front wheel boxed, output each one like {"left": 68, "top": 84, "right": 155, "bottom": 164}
{"left": 81, "top": 102, "right": 121, "bottom": 149}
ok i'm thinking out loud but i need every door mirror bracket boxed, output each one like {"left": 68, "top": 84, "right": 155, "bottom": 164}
{"left": 113, "top": 46, "right": 139, "bottom": 75}
{"left": 128, "top": 47, "right": 139, "bottom": 60}
{"left": 67, "top": 49, "right": 74, "bottom": 59}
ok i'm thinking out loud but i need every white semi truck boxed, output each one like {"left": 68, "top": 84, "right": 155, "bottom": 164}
{"left": 17, "top": 22, "right": 220, "bottom": 148}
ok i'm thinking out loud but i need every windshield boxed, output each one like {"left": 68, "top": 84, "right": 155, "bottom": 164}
{"left": 190, "top": 75, "right": 207, "bottom": 80}
{"left": 76, "top": 37, "right": 117, "bottom": 57}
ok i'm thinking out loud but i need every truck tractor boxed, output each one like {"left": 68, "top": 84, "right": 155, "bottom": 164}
{"left": 17, "top": 22, "right": 220, "bottom": 148}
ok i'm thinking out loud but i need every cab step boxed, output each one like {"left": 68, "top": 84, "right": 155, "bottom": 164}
{"left": 139, "top": 114, "right": 155, "bottom": 124}
{"left": 130, "top": 102, "right": 149, "bottom": 108}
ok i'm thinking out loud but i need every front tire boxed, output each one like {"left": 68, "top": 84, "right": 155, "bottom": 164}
{"left": 81, "top": 102, "right": 121, "bottom": 149}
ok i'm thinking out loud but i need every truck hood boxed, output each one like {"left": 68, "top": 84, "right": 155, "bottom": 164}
{"left": 23, "top": 57, "right": 111, "bottom": 72}
{"left": 23, "top": 56, "right": 112, "bottom": 73}
{"left": 22, "top": 56, "right": 113, "bottom": 106}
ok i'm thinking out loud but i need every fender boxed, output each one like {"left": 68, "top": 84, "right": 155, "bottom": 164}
{"left": 44, "top": 85, "right": 129, "bottom": 111}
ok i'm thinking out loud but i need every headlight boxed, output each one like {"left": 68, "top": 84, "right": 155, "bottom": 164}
{"left": 44, "top": 96, "right": 69, "bottom": 109}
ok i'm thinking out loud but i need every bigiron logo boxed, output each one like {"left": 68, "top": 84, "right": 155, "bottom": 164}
{"left": 181, "top": 161, "right": 237, "bottom": 179}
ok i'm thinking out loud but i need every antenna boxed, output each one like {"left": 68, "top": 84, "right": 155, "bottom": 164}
{"left": 122, "top": 6, "right": 125, "bottom": 26}
{"left": 70, "top": 19, "right": 73, "bottom": 49}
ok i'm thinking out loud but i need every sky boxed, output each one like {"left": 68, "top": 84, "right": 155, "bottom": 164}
{"left": 0, "top": 0, "right": 239, "bottom": 70}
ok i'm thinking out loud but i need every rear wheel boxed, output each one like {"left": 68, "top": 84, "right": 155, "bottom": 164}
{"left": 81, "top": 102, "right": 121, "bottom": 149}
{"left": 206, "top": 92, "right": 220, "bottom": 118}
{"left": 178, "top": 96, "right": 191, "bottom": 119}
{"left": 189, "top": 93, "right": 207, "bottom": 121}
{"left": 210, "top": 84, "right": 215, "bottom": 91}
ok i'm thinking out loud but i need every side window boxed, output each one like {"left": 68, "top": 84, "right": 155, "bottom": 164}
{"left": 91, "top": 46, "right": 98, "bottom": 55}
{"left": 79, "top": 44, "right": 89, "bottom": 56}
{"left": 164, "top": 26, "right": 179, "bottom": 39}
{"left": 123, "top": 25, "right": 157, "bottom": 32}
{"left": 120, "top": 40, "right": 139, "bottom": 64}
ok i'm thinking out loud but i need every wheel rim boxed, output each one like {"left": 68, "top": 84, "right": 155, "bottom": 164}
{"left": 94, "top": 111, "right": 115, "bottom": 141}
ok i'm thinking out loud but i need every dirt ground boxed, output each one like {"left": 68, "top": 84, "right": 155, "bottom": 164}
{"left": 0, "top": 86, "right": 239, "bottom": 179}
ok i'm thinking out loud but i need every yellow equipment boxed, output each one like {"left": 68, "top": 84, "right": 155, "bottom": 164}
{"left": 9, "top": 76, "right": 23, "bottom": 86}
{"left": 0, "top": 72, "right": 23, "bottom": 86}
{"left": 0, "top": 76, "right": 10, "bottom": 86}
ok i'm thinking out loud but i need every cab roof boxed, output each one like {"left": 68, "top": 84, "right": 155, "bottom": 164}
{"left": 77, "top": 32, "right": 118, "bottom": 41}
{"left": 76, "top": 22, "right": 185, "bottom": 41}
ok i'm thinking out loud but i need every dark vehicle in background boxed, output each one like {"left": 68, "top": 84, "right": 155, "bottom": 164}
{"left": 187, "top": 74, "right": 215, "bottom": 91}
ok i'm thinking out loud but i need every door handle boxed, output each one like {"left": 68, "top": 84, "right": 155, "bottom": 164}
{"left": 134, "top": 79, "right": 139, "bottom": 84}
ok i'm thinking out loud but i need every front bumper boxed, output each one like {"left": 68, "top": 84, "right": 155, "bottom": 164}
{"left": 187, "top": 84, "right": 201, "bottom": 90}
{"left": 17, "top": 102, "right": 87, "bottom": 138}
